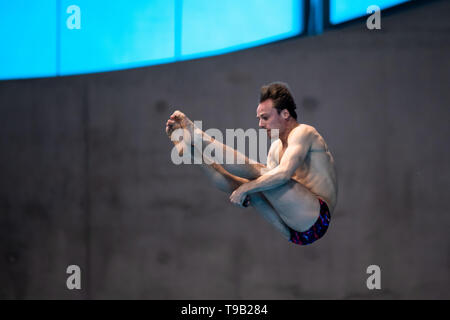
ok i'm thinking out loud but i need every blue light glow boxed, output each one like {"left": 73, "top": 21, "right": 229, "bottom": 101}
{"left": 59, "top": 0, "right": 175, "bottom": 76}
{"left": 0, "top": 1, "right": 303, "bottom": 80}
{"left": 181, "top": 0, "right": 302, "bottom": 59}
{"left": 0, "top": 1, "right": 57, "bottom": 80}
{"left": 330, "top": 0, "right": 410, "bottom": 25}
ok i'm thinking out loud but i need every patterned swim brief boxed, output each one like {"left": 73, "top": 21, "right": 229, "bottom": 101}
{"left": 289, "top": 198, "right": 331, "bottom": 246}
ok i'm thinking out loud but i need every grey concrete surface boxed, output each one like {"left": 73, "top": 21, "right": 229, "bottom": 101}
{"left": 0, "top": 0, "right": 449, "bottom": 299}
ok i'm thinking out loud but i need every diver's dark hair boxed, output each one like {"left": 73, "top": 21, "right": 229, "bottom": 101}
{"left": 259, "top": 82, "right": 297, "bottom": 120}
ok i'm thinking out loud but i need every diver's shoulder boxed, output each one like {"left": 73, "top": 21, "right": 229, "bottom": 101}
{"left": 298, "top": 123, "right": 318, "bottom": 133}
{"left": 289, "top": 124, "right": 317, "bottom": 141}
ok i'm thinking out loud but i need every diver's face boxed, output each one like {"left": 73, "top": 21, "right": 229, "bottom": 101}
{"left": 256, "top": 99, "right": 285, "bottom": 138}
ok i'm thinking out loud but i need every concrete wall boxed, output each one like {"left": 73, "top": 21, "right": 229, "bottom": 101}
{"left": 0, "top": 0, "right": 449, "bottom": 299}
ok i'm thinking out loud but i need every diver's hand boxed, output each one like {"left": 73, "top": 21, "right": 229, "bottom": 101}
{"left": 230, "top": 186, "right": 250, "bottom": 208}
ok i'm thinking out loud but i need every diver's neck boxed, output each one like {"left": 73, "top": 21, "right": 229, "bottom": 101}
{"left": 279, "top": 121, "right": 299, "bottom": 146}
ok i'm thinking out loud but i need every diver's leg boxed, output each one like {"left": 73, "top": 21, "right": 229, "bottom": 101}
{"left": 262, "top": 180, "right": 321, "bottom": 232}
{"left": 168, "top": 110, "right": 266, "bottom": 180}
{"left": 167, "top": 125, "right": 290, "bottom": 239}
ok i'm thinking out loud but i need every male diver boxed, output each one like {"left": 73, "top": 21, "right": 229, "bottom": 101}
{"left": 166, "top": 82, "right": 337, "bottom": 245}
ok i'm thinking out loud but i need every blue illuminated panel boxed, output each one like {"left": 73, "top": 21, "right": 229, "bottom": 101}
{"left": 59, "top": 0, "right": 175, "bottom": 76}
{"left": 181, "top": 0, "right": 303, "bottom": 59}
{"left": 330, "top": 0, "right": 410, "bottom": 25}
{"left": 0, "top": 1, "right": 57, "bottom": 80}
{"left": 0, "top": 0, "right": 304, "bottom": 80}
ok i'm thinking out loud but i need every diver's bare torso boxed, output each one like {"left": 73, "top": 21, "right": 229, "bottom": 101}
{"left": 267, "top": 124, "right": 338, "bottom": 212}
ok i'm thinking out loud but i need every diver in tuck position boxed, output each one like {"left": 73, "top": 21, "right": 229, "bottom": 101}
{"left": 165, "top": 82, "right": 337, "bottom": 245}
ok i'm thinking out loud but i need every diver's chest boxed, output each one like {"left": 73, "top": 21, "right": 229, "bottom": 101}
{"left": 277, "top": 145, "right": 312, "bottom": 171}
{"left": 278, "top": 147, "right": 286, "bottom": 163}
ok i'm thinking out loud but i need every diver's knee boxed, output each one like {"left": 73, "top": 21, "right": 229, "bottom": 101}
{"left": 248, "top": 193, "right": 265, "bottom": 205}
